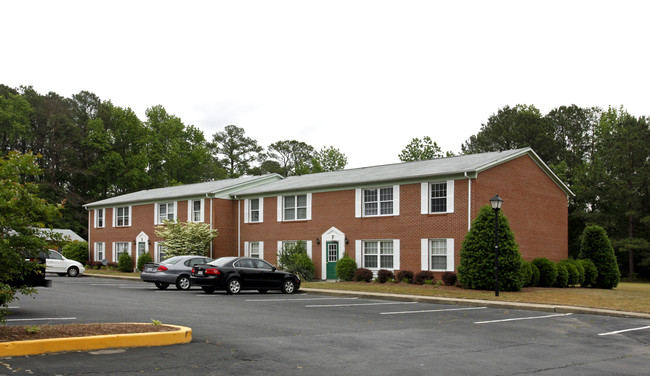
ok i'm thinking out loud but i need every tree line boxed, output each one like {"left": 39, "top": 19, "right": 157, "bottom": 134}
{"left": 0, "top": 84, "right": 347, "bottom": 239}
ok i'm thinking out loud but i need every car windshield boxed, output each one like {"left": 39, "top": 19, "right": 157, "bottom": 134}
{"left": 161, "top": 256, "right": 185, "bottom": 265}
{"left": 209, "top": 257, "right": 237, "bottom": 267}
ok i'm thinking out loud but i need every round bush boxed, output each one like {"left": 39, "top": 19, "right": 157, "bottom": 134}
{"left": 571, "top": 259, "right": 585, "bottom": 285}
{"left": 414, "top": 270, "right": 435, "bottom": 285}
{"left": 377, "top": 269, "right": 394, "bottom": 283}
{"left": 529, "top": 262, "right": 540, "bottom": 287}
{"left": 532, "top": 258, "right": 558, "bottom": 287}
{"left": 522, "top": 261, "right": 533, "bottom": 287}
{"left": 579, "top": 259, "right": 598, "bottom": 287}
{"left": 137, "top": 253, "right": 153, "bottom": 272}
{"left": 554, "top": 262, "right": 568, "bottom": 288}
{"left": 62, "top": 241, "right": 89, "bottom": 265}
{"left": 117, "top": 252, "right": 133, "bottom": 273}
{"left": 396, "top": 270, "right": 414, "bottom": 283}
{"left": 336, "top": 256, "right": 357, "bottom": 281}
{"left": 353, "top": 268, "right": 373, "bottom": 282}
{"left": 559, "top": 260, "right": 579, "bottom": 285}
{"left": 578, "top": 225, "right": 620, "bottom": 289}
{"left": 442, "top": 272, "right": 457, "bottom": 286}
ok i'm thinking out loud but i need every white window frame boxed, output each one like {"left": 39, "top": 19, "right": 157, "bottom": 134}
{"left": 244, "top": 198, "right": 264, "bottom": 223}
{"left": 94, "top": 242, "right": 105, "bottom": 261}
{"left": 357, "top": 239, "right": 400, "bottom": 271}
{"left": 154, "top": 241, "right": 166, "bottom": 263}
{"left": 94, "top": 208, "right": 105, "bottom": 228}
{"left": 355, "top": 185, "right": 400, "bottom": 217}
{"left": 188, "top": 199, "right": 204, "bottom": 222}
{"left": 420, "top": 238, "right": 455, "bottom": 271}
{"left": 244, "top": 241, "right": 264, "bottom": 259}
{"left": 113, "top": 206, "right": 131, "bottom": 227}
{"left": 277, "top": 240, "right": 313, "bottom": 260}
{"left": 420, "top": 180, "right": 454, "bottom": 214}
{"left": 112, "top": 241, "right": 131, "bottom": 261}
{"left": 277, "top": 193, "right": 312, "bottom": 221}
{"left": 155, "top": 202, "right": 177, "bottom": 225}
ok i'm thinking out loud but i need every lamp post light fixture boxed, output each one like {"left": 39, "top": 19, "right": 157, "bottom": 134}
{"left": 489, "top": 194, "right": 504, "bottom": 297}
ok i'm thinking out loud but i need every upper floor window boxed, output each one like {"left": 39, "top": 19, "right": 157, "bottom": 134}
{"left": 356, "top": 186, "right": 400, "bottom": 218}
{"left": 158, "top": 202, "right": 175, "bottom": 224}
{"left": 95, "top": 208, "right": 105, "bottom": 228}
{"left": 114, "top": 206, "right": 130, "bottom": 227}
{"left": 421, "top": 180, "right": 454, "bottom": 214}
{"left": 277, "top": 194, "right": 311, "bottom": 221}
{"left": 245, "top": 198, "right": 263, "bottom": 223}
{"left": 189, "top": 199, "right": 203, "bottom": 222}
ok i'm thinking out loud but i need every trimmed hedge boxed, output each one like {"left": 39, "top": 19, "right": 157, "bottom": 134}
{"left": 117, "top": 252, "right": 133, "bottom": 273}
{"left": 137, "top": 253, "right": 153, "bottom": 272}
{"left": 442, "top": 272, "right": 457, "bottom": 286}
{"left": 377, "top": 269, "right": 394, "bottom": 283}
{"left": 396, "top": 270, "right": 414, "bottom": 283}
{"left": 336, "top": 256, "right": 357, "bottom": 281}
{"left": 353, "top": 268, "right": 373, "bottom": 282}
{"left": 554, "top": 262, "right": 568, "bottom": 288}
{"left": 579, "top": 258, "right": 598, "bottom": 287}
{"left": 578, "top": 225, "right": 620, "bottom": 289}
{"left": 414, "top": 270, "right": 435, "bottom": 285}
{"left": 559, "top": 260, "right": 579, "bottom": 286}
{"left": 532, "top": 258, "right": 557, "bottom": 287}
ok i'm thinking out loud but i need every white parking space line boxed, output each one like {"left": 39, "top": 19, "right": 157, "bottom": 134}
{"left": 306, "top": 302, "right": 418, "bottom": 308}
{"left": 246, "top": 297, "right": 359, "bottom": 302}
{"left": 598, "top": 325, "right": 650, "bottom": 336}
{"left": 6, "top": 317, "right": 77, "bottom": 322}
{"left": 474, "top": 313, "right": 572, "bottom": 324}
{"left": 381, "top": 306, "right": 488, "bottom": 315}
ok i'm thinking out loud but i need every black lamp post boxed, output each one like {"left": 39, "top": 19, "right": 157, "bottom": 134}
{"left": 490, "top": 194, "right": 504, "bottom": 297}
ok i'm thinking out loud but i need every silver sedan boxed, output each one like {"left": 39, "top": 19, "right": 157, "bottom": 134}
{"left": 140, "top": 255, "right": 213, "bottom": 290}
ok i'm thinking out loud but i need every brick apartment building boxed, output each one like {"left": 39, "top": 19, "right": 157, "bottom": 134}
{"left": 84, "top": 148, "right": 573, "bottom": 279}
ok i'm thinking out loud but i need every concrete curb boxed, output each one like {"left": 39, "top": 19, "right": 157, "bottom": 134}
{"left": 301, "top": 288, "right": 650, "bottom": 320}
{"left": 0, "top": 324, "right": 192, "bottom": 357}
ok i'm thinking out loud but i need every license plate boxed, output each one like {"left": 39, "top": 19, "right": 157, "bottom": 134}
{"left": 145, "top": 267, "right": 155, "bottom": 272}
{"left": 197, "top": 271, "right": 204, "bottom": 276}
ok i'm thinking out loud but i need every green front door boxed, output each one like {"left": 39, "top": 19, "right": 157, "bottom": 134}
{"left": 326, "top": 241, "right": 339, "bottom": 279}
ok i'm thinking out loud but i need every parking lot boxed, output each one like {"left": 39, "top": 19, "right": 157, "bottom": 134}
{"left": 2, "top": 275, "right": 649, "bottom": 375}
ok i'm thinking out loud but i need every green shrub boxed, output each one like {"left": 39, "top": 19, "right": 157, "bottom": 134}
{"left": 554, "top": 262, "right": 568, "bottom": 288}
{"left": 396, "top": 270, "right": 414, "bottom": 283}
{"left": 353, "top": 268, "right": 373, "bottom": 282}
{"left": 137, "top": 253, "right": 153, "bottom": 272}
{"left": 579, "top": 258, "right": 598, "bottom": 287}
{"left": 578, "top": 225, "right": 620, "bottom": 289}
{"left": 522, "top": 261, "right": 533, "bottom": 287}
{"left": 559, "top": 260, "right": 579, "bottom": 285}
{"left": 117, "top": 252, "right": 133, "bottom": 273}
{"left": 442, "top": 272, "right": 457, "bottom": 286}
{"left": 377, "top": 269, "right": 394, "bottom": 283}
{"left": 414, "top": 270, "right": 435, "bottom": 285}
{"left": 278, "top": 241, "right": 315, "bottom": 282}
{"left": 62, "top": 241, "right": 89, "bottom": 265}
{"left": 529, "top": 262, "right": 540, "bottom": 287}
{"left": 571, "top": 259, "right": 585, "bottom": 285}
{"left": 532, "top": 258, "right": 557, "bottom": 287}
{"left": 458, "top": 205, "right": 525, "bottom": 292}
{"left": 335, "top": 256, "right": 357, "bottom": 281}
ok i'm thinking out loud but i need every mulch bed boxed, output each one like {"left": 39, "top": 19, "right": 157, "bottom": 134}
{"left": 0, "top": 323, "right": 178, "bottom": 342}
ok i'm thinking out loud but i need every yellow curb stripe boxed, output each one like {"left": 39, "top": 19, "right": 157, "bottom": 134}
{"left": 0, "top": 324, "right": 192, "bottom": 357}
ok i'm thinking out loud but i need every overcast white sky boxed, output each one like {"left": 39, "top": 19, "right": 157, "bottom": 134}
{"left": 3, "top": 1, "right": 649, "bottom": 168}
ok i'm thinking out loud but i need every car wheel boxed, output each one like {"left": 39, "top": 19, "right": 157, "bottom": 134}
{"left": 226, "top": 278, "right": 241, "bottom": 294}
{"left": 202, "top": 286, "right": 215, "bottom": 294}
{"left": 281, "top": 279, "right": 296, "bottom": 294}
{"left": 67, "top": 266, "right": 79, "bottom": 277}
{"left": 258, "top": 289, "right": 268, "bottom": 294}
{"left": 155, "top": 282, "right": 169, "bottom": 290}
{"left": 176, "top": 275, "right": 191, "bottom": 290}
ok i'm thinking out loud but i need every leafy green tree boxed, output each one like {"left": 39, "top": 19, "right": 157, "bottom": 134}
{"left": 62, "top": 241, "right": 89, "bottom": 265}
{"left": 0, "top": 152, "right": 62, "bottom": 322}
{"left": 0, "top": 89, "right": 32, "bottom": 154}
{"left": 210, "top": 125, "right": 262, "bottom": 178}
{"left": 154, "top": 220, "right": 218, "bottom": 258}
{"left": 398, "top": 136, "right": 452, "bottom": 162}
{"left": 267, "top": 140, "right": 315, "bottom": 177}
{"left": 458, "top": 205, "right": 525, "bottom": 291}
{"left": 277, "top": 241, "right": 315, "bottom": 281}
{"left": 578, "top": 225, "right": 620, "bottom": 289}
{"left": 313, "top": 146, "right": 348, "bottom": 172}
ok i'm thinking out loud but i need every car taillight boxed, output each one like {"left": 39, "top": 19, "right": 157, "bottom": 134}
{"left": 157, "top": 265, "right": 168, "bottom": 272}
{"left": 205, "top": 268, "right": 220, "bottom": 275}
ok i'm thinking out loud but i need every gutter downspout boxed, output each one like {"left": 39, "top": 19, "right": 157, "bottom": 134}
{"left": 465, "top": 172, "right": 472, "bottom": 231}
{"left": 234, "top": 196, "right": 241, "bottom": 257}
{"left": 207, "top": 194, "right": 213, "bottom": 259}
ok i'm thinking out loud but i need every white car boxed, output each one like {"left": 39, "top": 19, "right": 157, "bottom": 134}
{"left": 44, "top": 250, "right": 85, "bottom": 277}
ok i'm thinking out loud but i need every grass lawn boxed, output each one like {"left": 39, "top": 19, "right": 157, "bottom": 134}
{"left": 84, "top": 270, "right": 649, "bottom": 314}
{"left": 302, "top": 281, "right": 650, "bottom": 314}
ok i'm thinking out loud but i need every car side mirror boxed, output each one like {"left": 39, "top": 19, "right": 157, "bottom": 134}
{"left": 272, "top": 266, "right": 277, "bottom": 272}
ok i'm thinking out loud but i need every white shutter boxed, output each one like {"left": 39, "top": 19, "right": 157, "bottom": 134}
{"left": 355, "top": 240, "right": 362, "bottom": 267}
{"left": 446, "top": 180, "right": 455, "bottom": 213}
{"left": 447, "top": 238, "right": 455, "bottom": 271}
{"left": 420, "top": 183, "right": 429, "bottom": 214}
{"left": 393, "top": 185, "right": 400, "bottom": 216}
{"left": 306, "top": 240, "right": 312, "bottom": 259}
{"left": 421, "top": 239, "right": 429, "bottom": 271}
{"left": 277, "top": 241, "right": 283, "bottom": 260}
{"left": 153, "top": 204, "right": 158, "bottom": 225}
{"left": 258, "top": 198, "right": 264, "bottom": 222}
{"left": 243, "top": 199, "right": 249, "bottom": 223}
{"left": 259, "top": 241, "right": 264, "bottom": 260}
{"left": 244, "top": 241, "right": 249, "bottom": 257}
{"left": 393, "top": 239, "right": 400, "bottom": 270}
{"left": 306, "top": 193, "right": 312, "bottom": 220}
{"left": 277, "top": 196, "right": 283, "bottom": 222}
{"left": 355, "top": 189, "right": 362, "bottom": 218}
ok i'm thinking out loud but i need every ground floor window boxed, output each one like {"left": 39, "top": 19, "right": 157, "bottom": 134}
{"left": 248, "top": 242, "right": 261, "bottom": 258}
{"left": 94, "top": 242, "right": 104, "bottom": 261}
{"left": 421, "top": 238, "right": 454, "bottom": 271}
{"left": 363, "top": 240, "right": 394, "bottom": 269}
{"left": 156, "top": 242, "right": 166, "bottom": 262}
{"left": 113, "top": 242, "right": 130, "bottom": 261}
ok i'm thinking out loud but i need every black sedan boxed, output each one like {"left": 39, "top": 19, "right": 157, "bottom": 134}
{"left": 190, "top": 257, "right": 301, "bottom": 294}
{"left": 141, "top": 255, "right": 213, "bottom": 290}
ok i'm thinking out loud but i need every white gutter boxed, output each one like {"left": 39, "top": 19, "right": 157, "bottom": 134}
{"left": 234, "top": 196, "right": 241, "bottom": 257}
{"left": 465, "top": 172, "right": 472, "bottom": 230}
{"left": 207, "top": 194, "right": 213, "bottom": 258}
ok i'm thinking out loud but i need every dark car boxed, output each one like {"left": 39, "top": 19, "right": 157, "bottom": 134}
{"left": 140, "top": 255, "right": 213, "bottom": 290}
{"left": 7, "top": 254, "right": 52, "bottom": 289}
{"left": 190, "top": 257, "right": 301, "bottom": 294}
